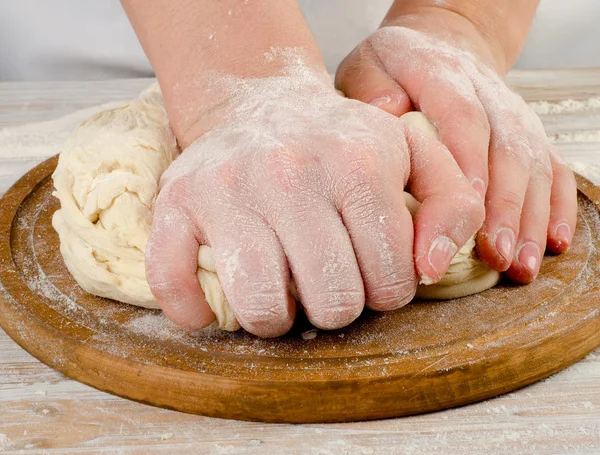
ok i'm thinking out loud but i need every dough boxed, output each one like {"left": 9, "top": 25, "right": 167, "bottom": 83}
{"left": 400, "top": 112, "right": 502, "bottom": 299}
{"left": 52, "top": 86, "right": 499, "bottom": 332}
{"left": 52, "top": 85, "right": 241, "bottom": 331}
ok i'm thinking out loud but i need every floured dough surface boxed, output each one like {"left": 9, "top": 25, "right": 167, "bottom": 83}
{"left": 52, "top": 86, "right": 499, "bottom": 332}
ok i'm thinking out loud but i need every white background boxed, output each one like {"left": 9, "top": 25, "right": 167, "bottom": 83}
{"left": 0, "top": 0, "right": 598, "bottom": 81}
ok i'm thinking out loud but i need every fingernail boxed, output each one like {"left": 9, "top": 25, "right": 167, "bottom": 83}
{"left": 518, "top": 242, "right": 541, "bottom": 276}
{"left": 495, "top": 228, "right": 515, "bottom": 263}
{"left": 471, "top": 177, "right": 486, "bottom": 200}
{"left": 370, "top": 95, "right": 392, "bottom": 108}
{"left": 554, "top": 223, "right": 571, "bottom": 246}
{"left": 427, "top": 236, "right": 458, "bottom": 281}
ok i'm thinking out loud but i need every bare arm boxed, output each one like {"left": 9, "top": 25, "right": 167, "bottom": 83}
{"left": 121, "top": 0, "right": 326, "bottom": 146}
{"left": 383, "top": 0, "right": 539, "bottom": 74}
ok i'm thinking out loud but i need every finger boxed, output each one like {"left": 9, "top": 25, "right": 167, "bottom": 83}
{"left": 335, "top": 43, "right": 412, "bottom": 117}
{"left": 207, "top": 211, "right": 295, "bottom": 338}
{"left": 146, "top": 202, "right": 214, "bottom": 330}
{"left": 404, "top": 122, "right": 485, "bottom": 284}
{"left": 546, "top": 147, "right": 578, "bottom": 253}
{"left": 417, "top": 79, "right": 491, "bottom": 200}
{"left": 476, "top": 124, "right": 533, "bottom": 272}
{"left": 505, "top": 163, "right": 552, "bottom": 284}
{"left": 338, "top": 173, "right": 417, "bottom": 312}
{"left": 273, "top": 201, "right": 365, "bottom": 330}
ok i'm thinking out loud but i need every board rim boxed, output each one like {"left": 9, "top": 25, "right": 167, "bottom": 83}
{"left": 1, "top": 155, "right": 599, "bottom": 423}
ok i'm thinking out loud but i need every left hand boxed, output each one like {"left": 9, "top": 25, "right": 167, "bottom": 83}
{"left": 335, "top": 7, "right": 578, "bottom": 284}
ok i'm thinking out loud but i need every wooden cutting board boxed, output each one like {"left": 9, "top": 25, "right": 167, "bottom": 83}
{"left": 0, "top": 155, "right": 599, "bottom": 424}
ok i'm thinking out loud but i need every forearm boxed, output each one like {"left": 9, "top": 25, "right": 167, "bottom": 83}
{"left": 122, "top": 0, "right": 326, "bottom": 146}
{"left": 383, "top": 0, "right": 539, "bottom": 73}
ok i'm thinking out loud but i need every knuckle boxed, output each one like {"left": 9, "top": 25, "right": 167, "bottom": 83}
{"left": 341, "top": 151, "right": 381, "bottom": 183}
{"left": 336, "top": 151, "right": 383, "bottom": 207}
{"left": 264, "top": 148, "right": 308, "bottom": 193}
{"left": 461, "top": 192, "right": 486, "bottom": 225}
{"left": 368, "top": 276, "right": 417, "bottom": 311}
{"left": 343, "top": 185, "right": 380, "bottom": 223}
{"left": 552, "top": 158, "right": 575, "bottom": 181}
{"left": 306, "top": 290, "right": 364, "bottom": 329}
{"left": 157, "top": 178, "right": 190, "bottom": 205}
{"left": 336, "top": 46, "right": 367, "bottom": 85}
{"left": 234, "top": 289, "right": 290, "bottom": 327}
{"left": 492, "top": 189, "right": 524, "bottom": 218}
{"left": 536, "top": 160, "right": 554, "bottom": 186}
{"left": 503, "top": 140, "right": 534, "bottom": 169}
{"left": 211, "top": 160, "right": 246, "bottom": 193}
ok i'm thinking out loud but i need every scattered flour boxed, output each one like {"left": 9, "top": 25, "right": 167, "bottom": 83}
{"left": 550, "top": 130, "right": 600, "bottom": 144}
{"left": 569, "top": 162, "right": 600, "bottom": 185}
{"left": 0, "top": 100, "right": 127, "bottom": 158}
{"left": 528, "top": 97, "right": 600, "bottom": 115}
{"left": 0, "top": 433, "right": 14, "bottom": 452}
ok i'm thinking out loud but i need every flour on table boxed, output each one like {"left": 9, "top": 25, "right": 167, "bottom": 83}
{"left": 528, "top": 97, "right": 600, "bottom": 115}
{"left": 570, "top": 162, "right": 600, "bottom": 186}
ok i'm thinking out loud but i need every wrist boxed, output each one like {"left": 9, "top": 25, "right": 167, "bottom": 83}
{"left": 123, "top": 0, "right": 328, "bottom": 147}
{"left": 178, "top": 53, "right": 333, "bottom": 148}
{"left": 382, "top": 0, "right": 539, "bottom": 75}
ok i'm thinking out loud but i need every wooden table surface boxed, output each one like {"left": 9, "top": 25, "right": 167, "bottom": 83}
{"left": 1, "top": 71, "right": 600, "bottom": 454}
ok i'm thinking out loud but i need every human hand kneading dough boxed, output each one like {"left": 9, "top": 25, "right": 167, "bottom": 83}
{"left": 122, "top": 0, "right": 486, "bottom": 337}
{"left": 121, "top": 0, "right": 576, "bottom": 337}
{"left": 143, "top": 63, "right": 484, "bottom": 337}
{"left": 336, "top": 0, "right": 578, "bottom": 284}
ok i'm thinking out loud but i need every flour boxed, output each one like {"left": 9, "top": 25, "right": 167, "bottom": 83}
{"left": 569, "top": 162, "right": 600, "bottom": 185}
{"left": 0, "top": 100, "right": 127, "bottom": 158}
{"left": 0, "top": 433, "right": 13, "bottom": 452}
{"left": 550, "top": 130, "right": 600, "bottom": 144}
{"left": 529, "top": 97, "right": 600, "bottom": 115}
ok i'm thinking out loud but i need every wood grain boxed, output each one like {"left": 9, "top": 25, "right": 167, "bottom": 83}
{"left": 0, "top": 71, "right": 600, "bottom": 453}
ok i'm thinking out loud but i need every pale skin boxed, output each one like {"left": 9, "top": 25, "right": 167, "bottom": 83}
{"left": 122, "top": 0, "right": 578, "bottom": 337}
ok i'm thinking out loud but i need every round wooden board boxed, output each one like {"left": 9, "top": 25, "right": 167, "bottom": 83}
{"left": 1, "top": 156, "right": 600, "bottom": 424}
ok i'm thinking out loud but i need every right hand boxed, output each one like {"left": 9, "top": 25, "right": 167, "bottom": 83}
{"left": 145, "top": 66, "right": 484, "bottom": 337}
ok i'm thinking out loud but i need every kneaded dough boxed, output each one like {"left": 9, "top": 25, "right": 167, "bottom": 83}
{"left": 401, "top": 112, "right": 501, "bottom": 299}
{"left": 52, "top": 86, "right": 499, "bottom": 332}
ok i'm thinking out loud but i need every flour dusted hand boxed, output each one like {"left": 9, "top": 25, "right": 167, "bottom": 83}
{"left": 336, "top": 12, "right": 578, "bottom": 285}
{"left": 400, "top": 113, "right": 500, "bottom": 299}
{"left": 53, "top": 62, "right": 485, "bottom": 337}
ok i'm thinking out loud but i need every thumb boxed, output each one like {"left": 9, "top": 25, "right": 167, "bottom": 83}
{"left": 335, "top": 44, "right": 412, "bottom": 117}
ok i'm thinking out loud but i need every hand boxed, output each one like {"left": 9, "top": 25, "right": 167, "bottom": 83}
{"left": 335, "top": 7, "right": 578, "bottom": 284}
{"left": 145, "top": 63, "right": 483, "bottom": 337}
